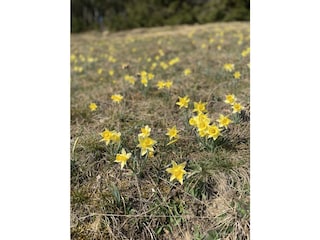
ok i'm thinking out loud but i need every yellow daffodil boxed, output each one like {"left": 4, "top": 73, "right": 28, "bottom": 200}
{"left": 217, "top": 114, "right": 233, "bottom": 129}
{"left": 168, "top": 57, "right": 180, "bottom": 66}
{"left": 148, "top": 73, "right": 155, "bottom": 80}
{"left": 193, "top": 101, "right": 207, "bottom": 113}
{"left": 87, "top": 57, "right": 96, "bottom": 63}
{"left": 140, "top": 71, "right": 147, "bottom": 77}
{"left": 196, "top": 118, "right": 210, "bottom": 136}
{"left": 108, "top": 56, "right": 116, "bottom": 63}
{"left": 141, "top": 76, "right": 148, "bottom": 87}
{"left": 189, "top": 113, "right": 210, "bottom": 130}
{"left": 160, "top": 62, "right": 168, "bottom": 70}
{"left": 184, "top": 68, "right": 191, "bottom": 76}
{"left": 115, "top": 148, "right": 131, "bottom": 169}
{"left": 137, "top": 136, "right": 157, "bottom": 156}
{"left": 100, "top": 129, "right": 121, "bottom": 145}
{"left": 70, "top": 54, "right": 77, "bottom": 62}
{"left": 224, "top": 94, "right": 236, "bottom": 105}
{"left": 158, "top": 49, "right": 164, "bottom": 56}
{"left": 110, "top": 131, "right": 121, "bottom": 143}
{"left": 166, "top": 126, "right": 179, "bottom": 140}
{"left": 164, "top": 80, "right": 173, "bottom": 89}
{"left": 150, "top": 62, "right": 157, "bottom": 70}
{"left": 124, "top": 75, "right": 136, "bottom": 85}
{"left": 109, "top": 70, "right": 114, "bottom": 76}
{"left": 241, "top": 47, "right": 250, "bottom": 57}
{"left": 223, "top": 63, "right": 235, "bottom": 72}
{"left": 233, "top": 71, "right": 241, "bottom": 79}
{"left": 189, "top": 116, "right": 198, "bottom": 127}
{"left": 97, "top": 68, "right": 103, "bottom": 75}
{"left": 157, "top": 80, "right": 166, "bottom": 89}
{"left": 100, "top": 129, "right": 113, "bottom": 145}
{"left": 207, "top": 125, "right": 221, "bottom": 140}
{"left": 176, "top": 96, "right": 190, "bottom": 109}
{"left": 89, "top": 103, "right": 97, "bottom": 111}
{"left": 111, "top": 94, "right": 123, "bottom": 103}
{"left": 232, "top": 102, "right": 244, "bottom": 113}
{"left": 73, "top": 66, "right": 83, "bottom": 73}
{"left": 166, "top": 161, "right": 187, "bottom": 185}
{"left": 138, "top": 125, "right": 151, "bottom": 138}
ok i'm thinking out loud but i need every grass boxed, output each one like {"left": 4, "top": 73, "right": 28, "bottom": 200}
{"left": 71, "top": 21, "right": 250, "bottom": 239}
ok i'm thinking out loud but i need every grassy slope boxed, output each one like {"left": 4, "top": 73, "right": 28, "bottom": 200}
{"left": 71, "top": 22, "right": 250, "bottom": 240}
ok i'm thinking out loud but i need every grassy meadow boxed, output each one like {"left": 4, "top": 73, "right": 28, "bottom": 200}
{"left": 71, "top": 22, "right": 250, "bottom": 240}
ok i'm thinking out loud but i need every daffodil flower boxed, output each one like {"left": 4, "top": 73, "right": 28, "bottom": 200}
{"left": 111, "top": 94, "right": 123, "bottom": 103}
{"left": 166, "top": 161, "right": 187, "bottom": 185}
{"left": 89, "top": 103, "right": 97, "bottom": 111}
{"left": 115, "top": 148, "right": 131, "bottom": 169}
{"left": 176, "top": 96, "right": 190, "bottom": 109}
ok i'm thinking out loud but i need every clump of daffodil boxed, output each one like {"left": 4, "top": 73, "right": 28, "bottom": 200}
{"left": 176, "top": 96, "right": 190, "bottom": 109}
{"left": 109, "top": 70, "right": 114, "bottom": 76}
{"left": 166, "top": 161, "right": 187, "bottom": 185}
{"left": 184, "top": 68, "right": 192, "bottom": 76}
{"left": 100, "top": 129, "right": 121, "bottom": 145}
{"left": 115, "top": 148, "right": 131, "bottom": 169}
{"left": 189, "top": 112, "right": 211, "bottom": 138}
{"left": 224, "top": 94, "right": 236, "bottom": 105}
{"left": 139, "top": 70, "right": 154, "bottom": 87}
{"left": 217, "top": 114, "right": 233, "bottom": 129}
{"left": 233, "top": 71, "right": 241, "bottom": 79}
{"left": 232, "top": 102, "right": 244, "bottom": 113}
{"left": 193, "top": 101, "right": 207, "bottom": 114}
{"left": 137, "top": 125, "right": 157, "bottom": 156}
{"left": 89, "top": 102, "right": 97, "bottom": 111}
{"left": 223, "top": 63, "right": 235, "bottom": 72}
{"left": 166, "top": 126, "right": 179, "bottom": 145}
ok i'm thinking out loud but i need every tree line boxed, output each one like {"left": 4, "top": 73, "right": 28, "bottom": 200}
{"left": 71, "top": 0, "right": 250, "bottom": 33}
